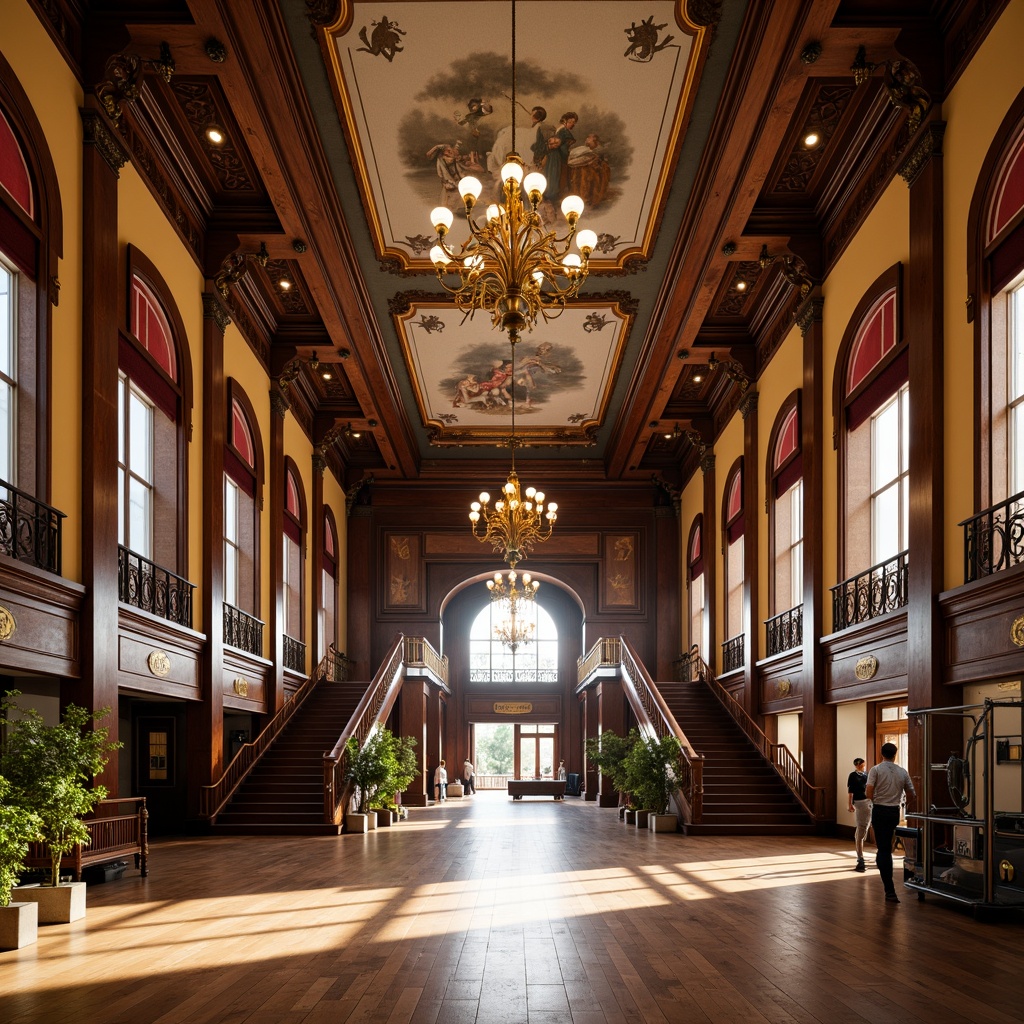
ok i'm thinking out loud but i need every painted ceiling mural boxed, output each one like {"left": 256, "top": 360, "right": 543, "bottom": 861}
{"left": 322, "top": 1, "right": 706, "bottom": 446}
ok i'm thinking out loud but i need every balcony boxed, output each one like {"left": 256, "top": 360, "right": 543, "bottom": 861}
{"left": 118, "top": 546, "right": 195, "bottom": 628}
{"left": 0, "top": 480, "right": 66, "bottom": 575}
{"left": 283, "top": 634, "right": 305, "bottom": 673}
{"left": 765, "top": 605, "right": 803, "bottom": 656}
{"left": 960, "top": 490, "right": 1024, "bottom": 583}
{"left": 721, "top": 634, "right": 744, "bottom": 673}
{"left": 830, "top": 550, "right": 908, "bottom": 632}
{"left": 223, "top": 603, "right": 263, "bottom": 657}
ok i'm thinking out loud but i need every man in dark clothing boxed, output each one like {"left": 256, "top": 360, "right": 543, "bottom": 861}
{"left": 847, "top": 757, "right": 871, "bottom": 872}
{"left": 866, "top": 743, "right": 916, "bottom": 903}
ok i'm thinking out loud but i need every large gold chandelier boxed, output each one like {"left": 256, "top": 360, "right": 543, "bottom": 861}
{"left": 427, "top": 3, "right": 596, "bottom": 339}
{"left": 487, "top": 568, "right": 539, "bottom": 652}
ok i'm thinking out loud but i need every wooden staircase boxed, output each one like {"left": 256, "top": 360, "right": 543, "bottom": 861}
{"left": 656, "top": 679, "right": 817, "bottom": 835}
{"left": 211, "top": 680, "right": 368, "bottom": 835}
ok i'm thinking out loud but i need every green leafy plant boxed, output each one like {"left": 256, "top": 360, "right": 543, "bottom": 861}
{"left": 345, "top": 728, "right": 418, "bottom": 814}
{"left": 584, "top": 728, "right": 639, "bottom": 798}
{"left": 0, "top": 775, "right": 43, "bottom": 907}
{"left": 0, "top": 693, "right": 120, "bottom": 887}
{"left": 623, "top": 733, "right": 682, "bottom": 815}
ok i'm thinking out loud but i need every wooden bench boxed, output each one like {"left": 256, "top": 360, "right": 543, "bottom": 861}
{"left": 507, "top": 780, "right": 566, "bottom": 800}
{"left": 24, "top": 797, "right": 149, "bottom": 882}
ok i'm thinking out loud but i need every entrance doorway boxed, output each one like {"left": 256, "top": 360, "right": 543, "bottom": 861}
{"left": 518, "top": 723, "right": 556, "bottom": 779}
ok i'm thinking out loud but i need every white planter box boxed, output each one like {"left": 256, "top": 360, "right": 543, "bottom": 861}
{"left": 345, "top": 813, "right": 369, "bottom": 833}
{"left": 0, "top": 902, "right": 39, "bottom": 949}
{"left": 12, "top": 882, "right": 87, "bottom": 923}
{"left": 649, "top": 813, "right": 678, "bottom": 833}
{"left": 365, "top": 810, "right": 377, "bottom": 830}
{"left": 447, "top": 783, "right": 464, "bottom": 798}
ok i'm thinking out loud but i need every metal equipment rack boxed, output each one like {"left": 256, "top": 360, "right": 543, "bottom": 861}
{"left": 902, "top": 699, "right": 1024, "bottom": 913}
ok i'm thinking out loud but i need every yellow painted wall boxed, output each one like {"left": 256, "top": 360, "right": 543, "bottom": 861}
{"left": 284, "top": 413, "right": 314, "bottom": 673}
{"left": 836, "top": 701, "right": 870, "bottom": 832}
{"left": 6, "top": 5, "right": 85, "bottom": 580}
{"left": 942, "top": 0, "right": 1024, "bottom": 590}
{"left": 713, "top": 407, "right": 744, "bottom": 664}
{"left": 323, "top": 470, "right": 348, "bottom": 655}
{"left": 678, "top": 461, "right": 703, "bottom": 646}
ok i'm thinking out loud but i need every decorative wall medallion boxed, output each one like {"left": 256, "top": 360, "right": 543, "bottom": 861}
{"left": 776, "top": 679, "right": 791, "bottom": 698}
{"left": 494, "top": 702, "right": 533, "bottom": 715}
{"left": 855, "top": 655, "right": 879, "bottom": 680}
{"left": 997, "top": 680, "right": 1021, "bottom": 692}
{"left": 0, "top": 605, "right": 16, "bottom": 641}
{"left": 233, "top": 677, "right": 249, "bottom": 697}
{"left": 1011, "top": 615, "right": 1024, "bottom": 647}
{"left": 147, "top": 650, "right": 171, "bottom": 677}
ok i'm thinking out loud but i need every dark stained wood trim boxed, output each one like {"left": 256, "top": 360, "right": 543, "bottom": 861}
{"left": 741, "top": 391, "right": 759, "bottom": 714}
{"left": 756, "top": 646, "right": 803, "bottom": 715}
{"left": 822, "top": 609, "right": 908, "bottom": 705}
{"left": 117, "top": 605, "right": 204, "bottom": 702}
{"left": 269, "top": 403, "right": 286, "bottom": 714}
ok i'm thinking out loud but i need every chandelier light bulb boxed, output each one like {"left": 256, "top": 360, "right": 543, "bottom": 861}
{"left": 523, "top": 171, "right": 546, "bottom": 200}
{"left": 479, "top": 492, "right": 490, "bottom": 504}
{"left": 501, "top": 160, "right": 524, "bottom": 185}
{"left": 458, "top": 176, "right": 483, "bottom": 204}
{"left": 534, "top": 490, "right": 545, "bottom": 503}
{"left": 576, "top": 228, "right": 598, "bottom": 255}
{"left": 560, "top": 194, "right": 584, "bottom": 222}
{"left": 431, "top": 206, "right": 454, "bottom": 234}
{"left": 562, "top": 253, "right": 582, "bottom": 274}
{"left": 429, "top": 245, "right": 451, "bottom": 267}
{"left": 486, "top": 203, "right": 502, "bottom": 222}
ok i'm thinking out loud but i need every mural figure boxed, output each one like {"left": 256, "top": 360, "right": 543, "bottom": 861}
{"left": 623, "top": 16, "right": 674, "bottom": 62}
{"left": 528, "top": 105, "right": 554, "bottom": 166}
{"left": 515, "top": 342, "right": 562, "bottom": 408}
{"left": 583, "top": 312, "right": 611, "bottom": 332}
{"left": 539, "top": 111, "right": 578, "bottom": 203}
{"left": 453, "top": 360, "right": 513, "bottom": 408}
{"left": 426, "top": 142, "right": 480, "bottom": 213}
{"left": 455, "top": 97, "right": 494, "bottom": 136}
{"left": 568, "top": 133, "right": 611, "bottom": 208}
{"left": 357, "top": 16, "right": 406, "bottom": 62}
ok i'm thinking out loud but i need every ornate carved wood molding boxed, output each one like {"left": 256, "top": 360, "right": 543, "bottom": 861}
{"left": 79, "top": 107, "right": 129, "bottom": 175}
{"left": 899, "top": 121, "right": 946, "bottom": 188}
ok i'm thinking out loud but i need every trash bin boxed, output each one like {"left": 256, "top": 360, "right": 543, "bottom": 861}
{"left": 566, "top": 772, "right": 581, "bottom": 796}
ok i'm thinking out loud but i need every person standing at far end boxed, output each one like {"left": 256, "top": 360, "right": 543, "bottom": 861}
{"left": 463, "top": 758, "right": 475, "bottom": 795}
{"left": 847, "top": 757, "right": 871, "bottom": 872}
{"left": 434, "top": 759, "right": 448, "bottom": 802}
{"left": 866, "top": 743, "right": 915, "bottom": 903}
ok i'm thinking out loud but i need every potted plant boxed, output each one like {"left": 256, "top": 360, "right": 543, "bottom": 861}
{"left": 345, "top": 728, "right": 418, "bottom": 833}
{"left": 585, "top": 728, "right": 638, "bottom": 812}
{"left": 368, "top": 731, "right": 418, "bottom": 826}
{"left": 0, "top": 775, "right": 43, "bottom": 949}
{"left": 623, "top": 733, "right": 682, "bottom": 834}
{"left": 0, "top": 693, "right": 120, "bottom": 922}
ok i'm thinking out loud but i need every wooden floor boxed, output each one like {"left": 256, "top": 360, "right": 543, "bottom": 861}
{"left": 2, "top": 792, "right": 1021, "bottom": 1024}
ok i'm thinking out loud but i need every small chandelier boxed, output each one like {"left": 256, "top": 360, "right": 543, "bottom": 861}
{"left": 487, "top": 568, "right": 539, "bottom": 652}
{"left": 427, "top": 2, "right": 596, "bottom": 340}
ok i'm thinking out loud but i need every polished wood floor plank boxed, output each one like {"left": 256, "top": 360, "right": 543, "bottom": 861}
{"left": 2, "top": 793, "right": 1023, "bottom": 1023}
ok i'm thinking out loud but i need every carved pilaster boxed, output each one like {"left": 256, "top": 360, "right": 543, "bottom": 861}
{"left": 202, "top": 292, "right": 231, "bottom": 333}
{"left": 700, "top": 452, "right": 716, "bottom": 475}
{"left": 795, "top": 294, "right": 825, "bottom": 337}
{"left": 312, "top": 452, "right": 327, "bottom": 476}
{"left": 739, "top": 389, "right": 759, "bottom": 420}
{"left": 899, "top": 121, "right": 946, "bottom": 188}
{"left": 270, "top": 387, "right": 290, "bottom": 419}
{"left": 80, "top": 108, "right": 129, "bottom": 175}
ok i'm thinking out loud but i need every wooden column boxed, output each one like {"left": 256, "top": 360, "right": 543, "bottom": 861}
{"left": 655, "top": 504, "right": 680, "bottom": 680}
{"left": 399, "top": 680, "right": 430, "bottom": 806}
{"left": 584, "top": 688, "right": 599, "bottom": 801}
{"left": 797, "top": 290, "right": 835, "bottom": 812}
{"left": 901, "top": 121, "right": 958, "bottom": 783}
{"left": 740, "top": 390, "right": 760, "bottom": 716}
{"left": 187, "top": 294, "right": 229, "bottom": 818}
{"left": 75, "top": 105, "right": 128, "bottom": 794}
{"left": 597, "top": 679, "right": 626, "bottom": 807}
{"left": 346, "top": 503, "right": 373, "bottom": 677}
{"left": 426, "top": 684, "right": 443, "bottom": 801}
{"left": 268, "top": 388, "right": 287, "bottom": 715}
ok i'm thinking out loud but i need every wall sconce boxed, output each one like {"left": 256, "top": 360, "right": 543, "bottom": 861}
{"left": 662, "top": 423, "right": 682, "bottom": 440}
{"left": 345, "top": 422, "right": 362, "bottom": 439}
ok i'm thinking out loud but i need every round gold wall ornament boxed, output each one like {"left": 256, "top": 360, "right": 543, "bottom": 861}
{"left": 147, "top": 650, "right": 171, "bottom": 677}
{"left": 233, "top": 677, "right": 249, "bottom": 697}
{"left": 0, "top": 605, "right": 16, "bottom": 642}
{"left": 1010, "top": 615, "right": 1024, "bottom": 648}
{"left": 854, "top": 655, "right": 879, "bottom": 680}
{"left": 776, "top": 679, "right": 791, "bottom": 698}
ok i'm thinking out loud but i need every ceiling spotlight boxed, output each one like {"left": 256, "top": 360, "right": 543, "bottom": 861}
{"left": 802, "top": 131, "right": 821, "bottom": 149}
{"left": 279, "top": 278, "right": 292, "bottom": 291}
{"left": 345, "top": 422, "right": 362, "bottom": 439}
{"left": 693, "top": 371, "right": 703, "bottom": 383}
{"left": 735, "top": 279, "right": 747, "bottom": 291}
{"left": 204, "top": 123, "right": 226, "bottom": 145}
{"left": 320, "top": 367, "right": 333, "bottom": 381}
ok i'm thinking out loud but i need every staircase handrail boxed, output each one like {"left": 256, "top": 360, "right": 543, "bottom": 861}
{"left": 199, "top": 646, "right": 346, "bottom": 820}
{"left": 695, "top": 652, "right": 826, "bottom": 820}
{"left": 616, "top": 636, "right": 704, "bottom": 824}
{"left": 321, "top": 634, "right": 418, "bottom": 825}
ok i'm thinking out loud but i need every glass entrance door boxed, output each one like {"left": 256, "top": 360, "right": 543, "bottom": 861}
{"left": 516, "top": 723, "right": 556, "bottom": 778}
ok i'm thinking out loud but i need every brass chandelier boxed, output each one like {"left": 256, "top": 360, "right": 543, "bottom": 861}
{"left": 486, "top": 568, "right": 539, "bottom": 653}
{"left": 427, "top": 2, "right": 596, "bottom": 340}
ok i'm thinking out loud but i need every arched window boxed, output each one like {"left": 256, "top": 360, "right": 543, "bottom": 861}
{"left": 282, "top": 459, "right": 307, "bottom": 671}
{"left": 687, "top": 516, "right": 704, "bottom": 655}
{"left": 223, "top": 383, "right": 263, "bottom": 656}
{"left": 768, "top": 397, "right": 803, "bottom": 620}
{"left": 722, "top": 460, "right": 744, "bottom": 669}
{"left": 320, "top": 509, "right": 338, "bottom": 659}
{"left": 0, "top": 61, "right": 63, "bottom": 518}
{"left": 118, "top": 247, "right": 191, "bottom": 579}
{"left": 835, "top": 266, "right": 908, "bottom": 579}
{"left": 469, "top": 599, "right": 558, "bottom": 684}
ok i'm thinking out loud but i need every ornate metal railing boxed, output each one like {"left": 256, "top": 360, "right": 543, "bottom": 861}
{"left": 402, "top": 635, "right": 449, "bottom": 685}
{"left": 223, "top": 603, "right": 263, "bottom": 656}
{"left": 329, "top": 647, "right": 354, "bottom": 681}
{"left": 830, "top": 550, "right": 908, "bottom": 631}
{"left": 283, "top": 634, "right": 305, "bottom": 673}
{"left": 577, "top": 636, "right": 622, "bottom": 684}
{"left": 0, "top": 479, "right": 66, "bottom": 574}
{"left": 765, "top": 604, "right": 803, "bottom": 656}
{"left": 118, "top": 545, "right": 194, "bottom": 627}
{"left": 722, "top": 634, "right": 744, "bottom": 673}
{"left": 695, "top": 651, "right": 826, "bottom": 820}
{"left": 960, "top": 489, "right": 1024, "bottom": 582}
{"left": 672, "top": 645, "right": 704, "bottom": 682}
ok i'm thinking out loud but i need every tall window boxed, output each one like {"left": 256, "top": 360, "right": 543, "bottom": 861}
{"left": 1010, "top": 280, "right": 1024, "bottom": 494}
{"left": 0, "top": 257, "right": 14, "bottom": 485}
{"left": 870, "top": 383, "right": 909, "bottom": 563}
{"left": 769, "top": 401, "right": 803, "bottom": 614}
{"left": 469, "top": 600, "right": 557, "bottom": 683}
{"left": 723, "top": 462, "right": 744, "bottom": 641}
{"left": 687, "top": 517, "right": 704, "bottom": 653}
{"left": 118, "top": 374, "right": 154, "bottom": 558}
{"left": 321, "top": 512, "right": 338, "bottom": 658}
{"left": 224, "top": 390, "right": 260, "bottom": 617}
{"left": 283, "top": 462, "right": 305, "bottom": 640}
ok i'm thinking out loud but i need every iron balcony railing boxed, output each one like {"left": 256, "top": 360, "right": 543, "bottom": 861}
{"left": 283, "top": 633, "right": 306, "bottom": 673}
{"left": 0, "top": 479, "right": 66, "bottom": 575}
{"left": 960, "top": 489, "right": 1024, "bottom": 582}
{"left": 672, "top": 644, "right": 704, "bottom": 682}
{"left": 765, "top": 604, "right": 803, "bottom": 656}
{"left": 721, "top": 634, "right": 744, "bottom": 673}
{"left": 118, "top": 545, "right": 194, "bottom": 627}
{"left": 830, "top": 550, "right": 909, "bottom": 632}
{"left": 223, "top": 603, "right": 263, "bottom": 656}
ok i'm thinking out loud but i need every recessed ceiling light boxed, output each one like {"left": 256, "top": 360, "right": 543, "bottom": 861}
{"left": 735, "top": 279, "right": 747, "bottom": 291}
{"left": 205, "top": 124, "right": 226, "bottom": 145}
{"left": 279, "top": 278, "right": 292, "bottom": 291}
{"left": 803, "top": 131, "right": 820, "bottom": 149}
{"left": 321, "top": 369, "right": 333, "bottom": 380}
{"left": 693, "top": 372, "right": 703, "bottom": 383}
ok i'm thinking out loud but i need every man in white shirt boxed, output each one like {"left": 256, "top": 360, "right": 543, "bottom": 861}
{"left": 434, "top": 760, "right": 447, "bottom": 802}
{"left": 865, "top": 743, "right": 916, "bottom": 904}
